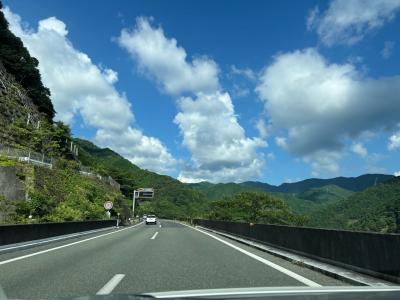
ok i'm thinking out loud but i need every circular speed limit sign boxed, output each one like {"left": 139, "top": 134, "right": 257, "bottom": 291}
{"left": 104, "top": 201, "right": 113, "bottom": 210}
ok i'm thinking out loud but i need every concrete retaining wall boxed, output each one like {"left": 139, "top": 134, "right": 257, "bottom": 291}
{"left": 194, "top": 219, "right": 400, "bottom": 283}
{"left": 0, "top": 166, "right": 26, "bottom": 201}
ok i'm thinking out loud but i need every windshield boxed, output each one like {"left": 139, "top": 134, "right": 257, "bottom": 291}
{"left": 0, "top": 0, "right": 400, "bottom": 299}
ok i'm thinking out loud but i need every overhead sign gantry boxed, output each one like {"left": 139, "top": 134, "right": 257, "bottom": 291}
{"left": 132, "top": 188, "right": 154, "bottom": 217}
{"left": 137, "top": 188, "right": 155, "bottom": 198}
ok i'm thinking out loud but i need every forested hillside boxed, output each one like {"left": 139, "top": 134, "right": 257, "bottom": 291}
{"left": 308, "top": 177, "right": 400, "bottom": 233}
{"left": 75, "top": 139, "right": 208, "bottom": 219}
{"left": 0, "top": 2, "right": 54, "bottom": 120}
{"left": 187, "top": 182, "right": 263, "bottom": 200}
{"left": 186, "top": 179, "right": 386, "bottom": 215}
{"left": 206, "top": 191, "right": 308, "bottom": 226}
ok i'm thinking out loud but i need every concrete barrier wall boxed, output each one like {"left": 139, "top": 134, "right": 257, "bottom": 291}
{"left": 194, "top": 219, "right": 400, "bottom": 283}
{"left": 0, "top": 220, "right": 116, "bottom": 246}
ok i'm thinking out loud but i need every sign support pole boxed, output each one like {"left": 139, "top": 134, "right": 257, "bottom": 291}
{"left": 132, "top": 190, "right": 136, "bottom": 219}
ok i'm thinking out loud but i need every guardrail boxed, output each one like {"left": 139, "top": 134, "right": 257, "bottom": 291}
{"left": 0, "top": 144, "right": 120, "bottom": 190}
{"left": 194, "top": 219, "right": 400, "bottom": 283}
{"left": 0, "top": 220, "right": 117, "bottom": 246}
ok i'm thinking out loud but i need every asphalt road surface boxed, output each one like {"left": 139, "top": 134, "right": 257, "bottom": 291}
{"left": 0, "top": 220, "right": 348, "bottom": 299}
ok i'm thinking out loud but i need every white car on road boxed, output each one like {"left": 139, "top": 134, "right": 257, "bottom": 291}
{"left": 145, "top": 215, "right": 157, "bottom": 225}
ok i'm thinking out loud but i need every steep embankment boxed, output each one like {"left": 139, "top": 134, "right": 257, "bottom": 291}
{"left": 0, "top": 1, "right": 54, "bottom": 120}
{"left": 0, "top": 157, "right": 128, "bottom": 223}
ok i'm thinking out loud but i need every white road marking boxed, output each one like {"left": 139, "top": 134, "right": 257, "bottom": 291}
{"left": 181, "top": 223, "right": 321, "bottom": 287}
{"left": 0, "top": 222, "right": 143, "bottom": 266}
{"left": 148, "top": 286, "right": 400, "bottom": 298}
{"left": 151, "top": 232, "right": 159, "bottom": 240}
{"left": 96, "top": 274, "right": 125, "bottom": 295}
{"left": 0, "top": 227, "right": 112, "bottom": 252}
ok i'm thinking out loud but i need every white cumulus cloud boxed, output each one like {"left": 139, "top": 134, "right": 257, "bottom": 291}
{"left": 257, "top": 48, "right": 400, "bottom": 175}
{"left": 174, "top": 92, "right": 266, "bottom": 183}
{"left": 118, "top": 18, "right": 266, "bottom": 182}
{"left": 351, "top": 142, "right": 368, "bottom": 158}
{"left": 118, "top": 17, "right": 219, "bottom": 95}
{"left": 388, "top": 131, "right": 400, "bottom": 150}
{"left": 307, "top": 0, "right": 400, "bottom": 46}
{"left": 394, "top": 171, "right": 400, "bottom": 176}
{"left": 4, "top": 7, "right": 176, "bottom": 173}
{"left": 305, "top": 150, "right": 341, "bottom": 177}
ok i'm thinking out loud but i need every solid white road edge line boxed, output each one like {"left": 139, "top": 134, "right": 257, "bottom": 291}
{"left": 0, "top": 222, "right": 143, "bottom": 266}
{"left": 151, "top": 232, "right": 159, "bottom": 240}
{"left": 96, "top": 274, "right": 125, "bottom": 295}
{"left": 0, "top": 227, "right": 112, "bottom": 252}
{"left": 180, "top": 223, "right": 321, "bottom": 287}
{"left": 149, "top": 286, "right": 400, "bottom": 298}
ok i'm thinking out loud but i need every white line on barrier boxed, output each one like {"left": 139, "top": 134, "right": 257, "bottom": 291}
{"left": 0, "top": 227, "right": 113, "bottom": 252}
{"left": 151, "top": 232, "right": 159, "bottom": 240}
{"left": 0, "top": 223, "right": 143, "bottom": 266}
{"left": 97, "top": 274, "right": 125, "bottom": 295}
{"left": 180, "top": 223, "right": 321, "bottom": 287}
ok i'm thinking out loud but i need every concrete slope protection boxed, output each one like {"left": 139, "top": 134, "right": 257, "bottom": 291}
{"left": 0, "top": 220, "right": 347, "bottom": 299}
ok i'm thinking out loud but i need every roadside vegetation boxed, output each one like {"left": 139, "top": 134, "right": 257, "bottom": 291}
{"left": 207, "top": 191, "right": 308, "bottom": 226}
{"left": 0, "top": 156, "right": 129, "bottom": 224}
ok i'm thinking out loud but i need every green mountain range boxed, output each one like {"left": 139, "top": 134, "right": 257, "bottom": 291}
{"left": 186, "top": 176, "right": 393, "bottom": 215}
{"left": 241, "top": 174, "right": 394, "bottom": 193}
{"left": 308, "top": 177, "right": 400, "bottom": 233}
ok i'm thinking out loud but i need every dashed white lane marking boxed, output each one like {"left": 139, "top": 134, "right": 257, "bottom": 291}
{"left": 97, "top": 274, "right": 125, "bottom": 295}
{"left": 151, "top": 232, "right": 159, "bottom": 240}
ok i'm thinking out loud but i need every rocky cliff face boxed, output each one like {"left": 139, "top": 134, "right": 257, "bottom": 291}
{"left": 0, "top": 61, "right": 42, "bottom": 145}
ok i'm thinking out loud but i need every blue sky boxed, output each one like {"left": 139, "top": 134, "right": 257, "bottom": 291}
{"left": 3, "top": 0, "right": 400, "bottom": 184}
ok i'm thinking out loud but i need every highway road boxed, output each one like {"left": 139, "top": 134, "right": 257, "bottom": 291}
{"left": 0, "top": 220, "right": 348, "bottom": 299}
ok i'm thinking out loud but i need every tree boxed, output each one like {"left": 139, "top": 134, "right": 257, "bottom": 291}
{"left": 0, "top": 3, "right": 55, "bottom": 120}
{"left": 208, "top": 191, "right": 308, "bottom": 226}
{"left": 6, "top": 117, "right": 72, "bottom": 157}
